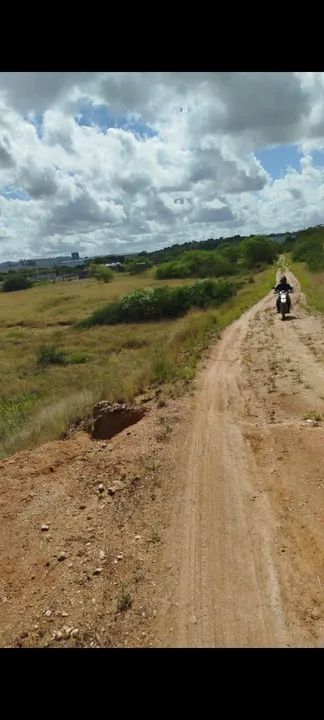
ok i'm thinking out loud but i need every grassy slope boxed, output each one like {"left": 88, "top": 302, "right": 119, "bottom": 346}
{"left": 0, "top": 267, "right": 275, "bottom": 458}
{"left": 288, "top": 259, "right": 324, "bottom": 314}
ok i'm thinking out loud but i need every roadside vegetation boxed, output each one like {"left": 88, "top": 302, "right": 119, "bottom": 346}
{"left": 0, "top": 233, "right": 280, "bottom": 459}
{"left": 282, "top": 226, "right": 324, "bottom": 313}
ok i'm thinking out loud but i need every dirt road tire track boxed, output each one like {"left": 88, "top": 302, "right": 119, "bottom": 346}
{"left": 156, "top": 271, "right": 324, "bottom": 647}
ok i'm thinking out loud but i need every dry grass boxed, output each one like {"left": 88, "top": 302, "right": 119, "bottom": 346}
{"left": 0, "top": 267, "right": 275, "bottom": 458}
{"left": 0, "top": 270, "right": 192, "bottom": 328}
{"left": 289, "top": 260, "right": 324, "bottom": 314}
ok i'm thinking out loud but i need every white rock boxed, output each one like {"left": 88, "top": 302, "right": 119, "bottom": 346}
{"left": 310, "top": 607, "right": 321, "bottom": 620}
{"left": 41, "top": 524, "right": 50, "bottom": 532}
{"left": 62, "top": 625, "right": 73, "bottom": 638}
{"left": 99, "top": 550, "right": 106, "bottom": 560}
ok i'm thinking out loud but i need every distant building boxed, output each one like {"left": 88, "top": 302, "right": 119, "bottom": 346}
{"left": 105, "top": 262, "right": 124, "bottom": 272}
{"left": 0, "top": 255, "right": 87, "bottom": 273}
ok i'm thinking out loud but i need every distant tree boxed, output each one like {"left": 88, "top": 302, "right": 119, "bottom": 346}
{"left": 90, "top": 263, "right": 114, "bottom": 283}
{"left": 91, "top": 256, "right": 107, "bottom": 265}
{"left": 239, "top": 236, "right": 279, "bottom": 268}
{"left": 3, "top": 276, "right": 33, "bottom": 292}
{"left": 127, "top": 258, "right": 153, "bottom": 274}
{"left": 292, "top": 232, "right": 324, "bottom": 270}
{"left": 156, "top": 250, "right": 235, "bottom": 279}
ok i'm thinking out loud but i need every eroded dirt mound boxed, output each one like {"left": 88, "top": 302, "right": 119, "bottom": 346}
{"left": 63, "top": 401, "right": 147, "bottom": 441}
{"left": 91, "top": 402, "right": 146, "bottom": 440}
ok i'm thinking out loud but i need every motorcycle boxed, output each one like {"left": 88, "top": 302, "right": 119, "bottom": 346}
{"left": 274, "top": 287, "right": 293, "bottom": 321}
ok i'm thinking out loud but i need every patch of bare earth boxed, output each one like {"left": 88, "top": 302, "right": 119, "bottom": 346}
{"left": 150, "top": 271, "right": 324, "bottom": 647}
{"left": 1, "top": 270, "right": 323, "bottom": 647}
{"left": 0, "top": 395, "right": 184, "bottom": 647}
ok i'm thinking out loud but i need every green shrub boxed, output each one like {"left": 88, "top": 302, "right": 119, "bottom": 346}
{"left": 292, "top": 233, "right": 324, "bottom": 271}
{"left": 156, "top": 251, "right": 235, "bottom": 279}
{"left": 77, "top": 278, "right": 236, "bottom": 328}
{"left": 187, "top": 278, "right": 233, "bottom": 308}
{"left": 238, "top": 236, "right": 279, "bottom": 268}
{"left": 3, "top": 276, "right": 33, "bottom": 292}
{"left": 90, "top": 264, "right": 114, "bottom": 283}
{"left": 36, "top": 345, "right": 68, "bottom": 365}
{"left": 127, "top": 259, "right": 153, "bottom": 274}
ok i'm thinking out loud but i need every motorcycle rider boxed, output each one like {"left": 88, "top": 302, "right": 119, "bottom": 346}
{"left": 274, "top": 275, "right": 293, "bottom": 313}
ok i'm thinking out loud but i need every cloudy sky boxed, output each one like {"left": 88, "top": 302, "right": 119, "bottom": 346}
{"left": 1, "top": 71, "right": 324, "bottom": 262}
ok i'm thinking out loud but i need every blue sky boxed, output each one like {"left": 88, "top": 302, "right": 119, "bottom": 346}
{"left": 76, "top": 102, "right": 157, "bottom": 138}
{"left": 1, "top": 186, "right": 30, "bottom": 201}
{"left": 256, "top": 144, "right": 324, "bottom": 180}
{"left": 256, "top": 144, "right": 301, "bottom": 179}
{"left": 311, "top": 149, "right": 324, "bottom": 167}
{"left": 2, "top": 72, "right": 324, "bottom": 262}
{"left": 24, "top": 103, "right": 157, "bottom": 142}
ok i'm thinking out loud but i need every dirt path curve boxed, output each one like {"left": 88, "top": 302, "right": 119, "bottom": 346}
{"left": 155, "top": 270, "right": 324, "bottom": 647}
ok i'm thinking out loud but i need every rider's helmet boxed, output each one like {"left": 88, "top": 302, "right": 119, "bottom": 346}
{"left": 281, "top": 275, "right": 287, "bottom": 283}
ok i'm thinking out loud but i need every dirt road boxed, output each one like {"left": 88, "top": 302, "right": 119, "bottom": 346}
{"left": 1, "top": 270, "right": 323, "bottom": 647}
{"left": 155, "top": 271, "right": 324, "bottom": 647}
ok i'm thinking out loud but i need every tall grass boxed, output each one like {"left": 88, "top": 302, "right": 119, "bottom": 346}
{"left": 289, "top": 260, "right": 324, "bottom": 314}
{"left": 1, "top": 390, "right": 95, "bottom": 457}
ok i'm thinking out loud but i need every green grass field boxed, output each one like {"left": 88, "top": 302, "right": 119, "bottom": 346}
{"left": 0, "top": 267, "right": 276, "bottom": 458}
{"left": 288, "top": 260, "right": 324, "bottom": 314}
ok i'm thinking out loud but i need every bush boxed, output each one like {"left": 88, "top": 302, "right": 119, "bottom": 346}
{"left": 36, "top": 345, "right": 68, "bottom": 366}
{"left": 77, "top": 278, "right": 236, "bottom": 328}
{"left": 186, "top": 278, "right": 234, "bottom": 308}
{"left": 156, "top": 250, "right": 235, "bottom": 279}
{"left": 156, "top": 261, "right": 191, "bottom": 279}
{"left": 292, "top": 233, "right": 324, "bottom": 271}
{"left": 90, "top": 264, "right": 114, "bottom": 283}
{"left": 127, "top": 259, "right": 153, "bottom": 274}
{"left": 239, "top": 236, "right": 279, "bottom": 268}
{"left": 3, "top": 276, "right": 33, "bottom": 292}
{"left": 36, "top": 346, "right": 89, "bottom": 366}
